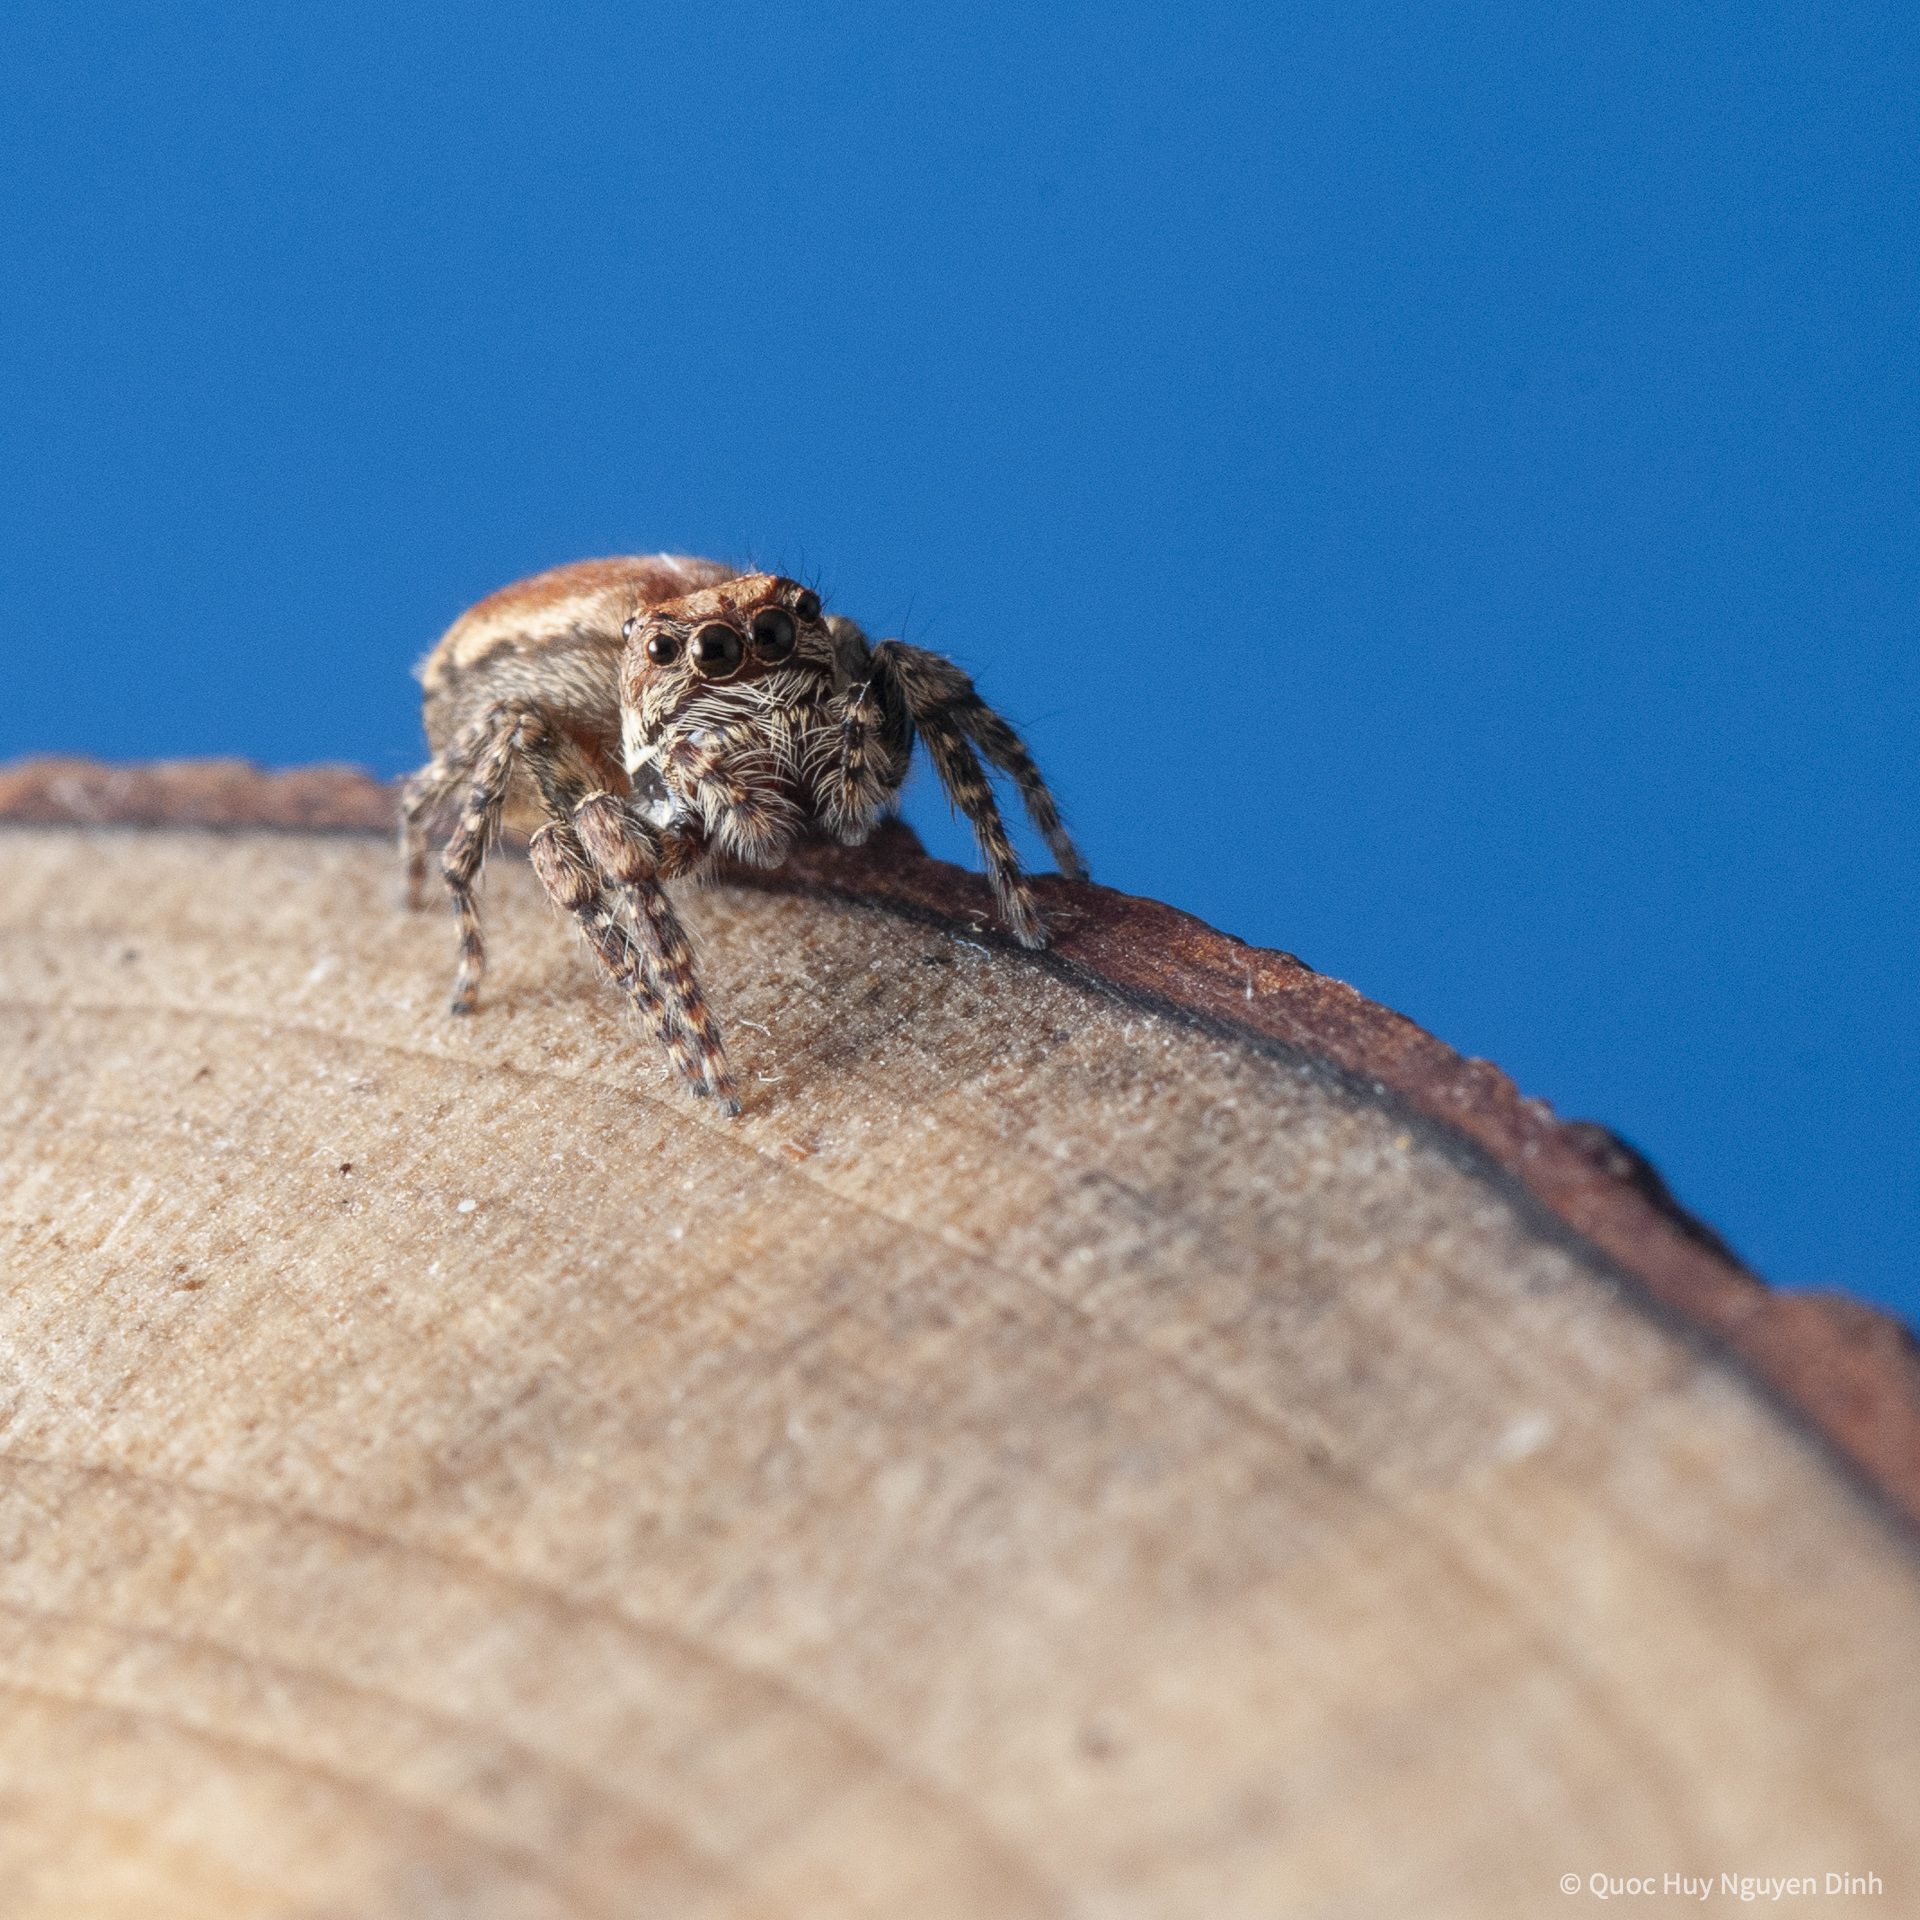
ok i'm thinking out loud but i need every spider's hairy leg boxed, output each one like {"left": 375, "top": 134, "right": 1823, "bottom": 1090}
{"left": 400, "top": 708, "right": 500, "bottom": 908}
{"left": 627, "top": 870, "right": 740, "bottom": 1116}
{"left": 398, "top": 768, "right": 438, "bottom": 908}
{"left": 438, "top": 705, "right": 543, "bottom": 1013}
{"left": 525, "top": 818, "right": 708, "bottom": 1097}
{"left": 873, "top": 641, "right": 1083, "bottom": 881}
{"left": 518, "top": 741, "right": 720, "bottom": 1104}
{"left": 573, "top": 790, "right": 740, "bottom": 1115}
{"left": 870, "top": 642, "right": 1051, "bottom": 946}
{"left": 950, "top": 697, "right": 1084, "bottom": 882}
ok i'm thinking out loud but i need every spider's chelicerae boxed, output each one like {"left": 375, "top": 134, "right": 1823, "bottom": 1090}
{"left": 400, "top": 554, "right": 1083, "bottom": 1114}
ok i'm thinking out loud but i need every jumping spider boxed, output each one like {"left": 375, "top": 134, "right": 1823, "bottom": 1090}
{"left": 401, "top": 554, "right": 1083, "bottom": 1114}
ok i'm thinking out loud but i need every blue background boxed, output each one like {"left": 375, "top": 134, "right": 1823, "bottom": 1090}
{"left": 3, "top": 3, "right": 1914, "bottom": 1324}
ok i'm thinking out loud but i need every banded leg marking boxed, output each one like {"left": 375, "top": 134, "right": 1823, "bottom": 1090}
{"left": 438, "top": 707, "right": 537, "bottom": 1013}
{"left": 910, "top": 706, "right": 1043, "bottom": 946}
{"left": 572, "top": 788, "right": 739, "bottom": 1112}
{"left": 527, "top": 821, "right": 708, "bottom": 1095}
{"left": 819, "top": 681, "right": 898, "bottom": 842}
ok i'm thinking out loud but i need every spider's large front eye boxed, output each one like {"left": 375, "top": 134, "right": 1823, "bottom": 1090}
{"left": 794, "top": 589, "right": 821, "bottom": 622}
{"left": 691, "top": 623, "right": 745, "bottom": 678}
{"left": 646, "top": 631, "right": 681, "bottom": 666}
{"left": 751, "top": 607, "right": 796, "bottom": 661}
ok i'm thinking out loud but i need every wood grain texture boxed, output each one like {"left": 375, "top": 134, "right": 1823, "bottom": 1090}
{"left": 1, "top": 779, "right": 1917, "bottom": 1916}
{"left": 8, "top": 755, "right": 1916, "bottom": 1524}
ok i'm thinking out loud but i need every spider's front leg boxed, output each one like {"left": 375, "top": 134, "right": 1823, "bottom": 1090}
{"left": 480, "top": 728, "right": 727, "bottom": 1109}
{"left": 571, "top": 791, "right": 740, "bottom": 1115}
{"left": 525, "top": 820, "right": 698, "bottom": 1083}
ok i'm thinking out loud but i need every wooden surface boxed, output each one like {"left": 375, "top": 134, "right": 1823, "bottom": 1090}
{"left": 2, "top": 796, "right": 1917, "bottom": 1916}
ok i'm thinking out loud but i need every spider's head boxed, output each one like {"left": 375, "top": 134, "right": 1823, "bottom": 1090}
{"left": 619, "top": 574, "right": 830, "bottom": 711}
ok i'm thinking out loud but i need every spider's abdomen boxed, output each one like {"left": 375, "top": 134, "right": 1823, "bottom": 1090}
{"left": 419, "top": 555, "right": 734, "bottom": 741}
{"left": 417, "top": 554, "right": 739, "bottom": 829}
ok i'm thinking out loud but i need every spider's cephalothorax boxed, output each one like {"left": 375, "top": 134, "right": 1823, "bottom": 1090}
{"left": 400, "top": 554, "right": 1083, "bottom": 1114}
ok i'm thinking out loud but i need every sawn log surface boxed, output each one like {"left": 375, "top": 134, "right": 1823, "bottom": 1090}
{"left": 0, "top": 758, "right": 1915, "bottom": 1919}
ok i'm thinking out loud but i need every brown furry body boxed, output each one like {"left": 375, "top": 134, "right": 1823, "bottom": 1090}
{"left": 401, "top": 554, "right": 1081, "bottom": 1112}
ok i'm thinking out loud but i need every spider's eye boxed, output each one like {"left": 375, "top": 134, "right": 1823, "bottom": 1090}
{"left": 794, "top": 589, "right": 821, "bottom": 622}
{"left": 751, "top": 606, "right": 796, "bottom": 661}
{"left": 691, "top": 623, "right": 745, "bottom": 678}
{"left": 645, "top": 631, "right": 681, "bottom": 666}
{"left": 621, "top": 615, "right": 637, "bottom": 640}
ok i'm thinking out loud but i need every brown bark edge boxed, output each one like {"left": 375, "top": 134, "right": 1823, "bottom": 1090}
{"left": 6, "top": 752, "right": 1915, "bottom": 1530}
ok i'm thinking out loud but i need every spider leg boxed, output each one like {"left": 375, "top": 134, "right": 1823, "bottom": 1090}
{"left": 571, "top": 790, "right": 741, "bottom": 1115}
{"left": 872, "top": 641, "right": 1083, "bottom": 882}
{"left": 870, "top": 642, "right": 1061, "bottom": 946}
{"left": 491, "top": 732, "right": 717, "bottom": 1103}
{"left": 398, "top": 768, "right": 439, "bottom": 908}
{"left": 399, "top": 709, "right": 500, "bottom": 908}
{"left": 948, "top": 699, "right": 1084, "bottom": 882}
{"left": 922, "top": 719, "right": 1043, "bottom": 944}
{"left": 627, "top": 867, "right": 740, "bottom": 1116}
{"left": 437, "top": 704, "right": 541, "bottom": 1012}
{"left": 525, "top": 818, "right": 711, "bottom": 1098}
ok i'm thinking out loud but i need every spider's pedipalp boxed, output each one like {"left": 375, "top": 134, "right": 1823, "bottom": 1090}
{"left": 806, "top": 679, "right": 899, "bottom": 845}
{"left": 667, "top": 729, "right": 804, "bottom": 869}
